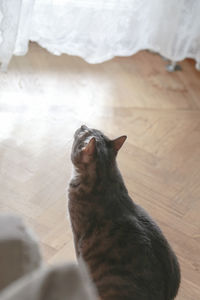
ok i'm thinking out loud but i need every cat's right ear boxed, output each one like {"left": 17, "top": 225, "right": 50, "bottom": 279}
{"left": 81, "top": 137, "right": 96, "bottom": 163}
{"left": 111, "top": 135, "right": 127, "bottom": 153}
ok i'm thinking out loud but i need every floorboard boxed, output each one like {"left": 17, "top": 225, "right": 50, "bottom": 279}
{"left": 0, "top": 43, "right": 200, "bottom": 299}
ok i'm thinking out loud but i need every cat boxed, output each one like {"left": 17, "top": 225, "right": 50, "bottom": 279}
{"left": 68, "top": 125, "right": 180, "bottom": 300}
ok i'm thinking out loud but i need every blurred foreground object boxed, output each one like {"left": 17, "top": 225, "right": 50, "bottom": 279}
{"left": 0, "top": 214, "right": 97, "bottom": 300}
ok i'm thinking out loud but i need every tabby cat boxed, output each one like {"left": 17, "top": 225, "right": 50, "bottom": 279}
{"left": 68, "top": 125, "right": 180, "bottom": 300}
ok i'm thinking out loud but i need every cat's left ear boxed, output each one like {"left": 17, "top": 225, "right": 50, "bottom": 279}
{"left": 81, "top": 137, "right": 96, "bottom": 163}
{"left": 111, "top": 135, "right": 127, "bottom": 153}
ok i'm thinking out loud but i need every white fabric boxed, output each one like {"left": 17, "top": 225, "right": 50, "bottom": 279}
{"left": 0, "top": 0, "right": 200, "bottom": 70}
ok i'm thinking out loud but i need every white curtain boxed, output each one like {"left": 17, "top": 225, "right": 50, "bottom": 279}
{"left": 0, "top": 0, "right": 200, "bottom": 70}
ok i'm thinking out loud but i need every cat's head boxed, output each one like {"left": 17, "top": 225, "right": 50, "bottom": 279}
{"left": 71, "top": 125, "right": 127, "bottom": 170}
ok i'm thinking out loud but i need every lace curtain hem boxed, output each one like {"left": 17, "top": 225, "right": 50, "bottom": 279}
{"left": 0, "top": 0, "right": 200, "bottom": 70}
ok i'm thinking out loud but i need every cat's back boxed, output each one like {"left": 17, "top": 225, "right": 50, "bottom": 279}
{"left": 81, "top": 198, "right": 180, "bottom": 300}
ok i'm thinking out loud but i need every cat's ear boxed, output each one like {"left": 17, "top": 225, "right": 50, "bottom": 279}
{"left": 81, "top": 137, "right": 96, "bottom": 163}
{"left": 111, "top": 135, "right": 127, "bottom": 153}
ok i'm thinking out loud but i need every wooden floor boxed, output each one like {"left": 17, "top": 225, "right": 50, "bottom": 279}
{"left": 0, "top": 43, "right": 200, "bottom": 299}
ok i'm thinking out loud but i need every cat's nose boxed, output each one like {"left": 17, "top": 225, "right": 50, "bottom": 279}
{"left": 81, "top": 125, "right": 87, "bottom": 131}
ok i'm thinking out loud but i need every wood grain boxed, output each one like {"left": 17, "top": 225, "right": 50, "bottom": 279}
{"left": 0, "top": 43, "right": 200, "bottom": 299}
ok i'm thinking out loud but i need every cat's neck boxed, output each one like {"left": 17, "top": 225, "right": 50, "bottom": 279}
{"left": 69, "top": 161, "right": 127, "bottom": 196}
{"left": 69, "top": 163, "right": 97, "bottom": 194}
